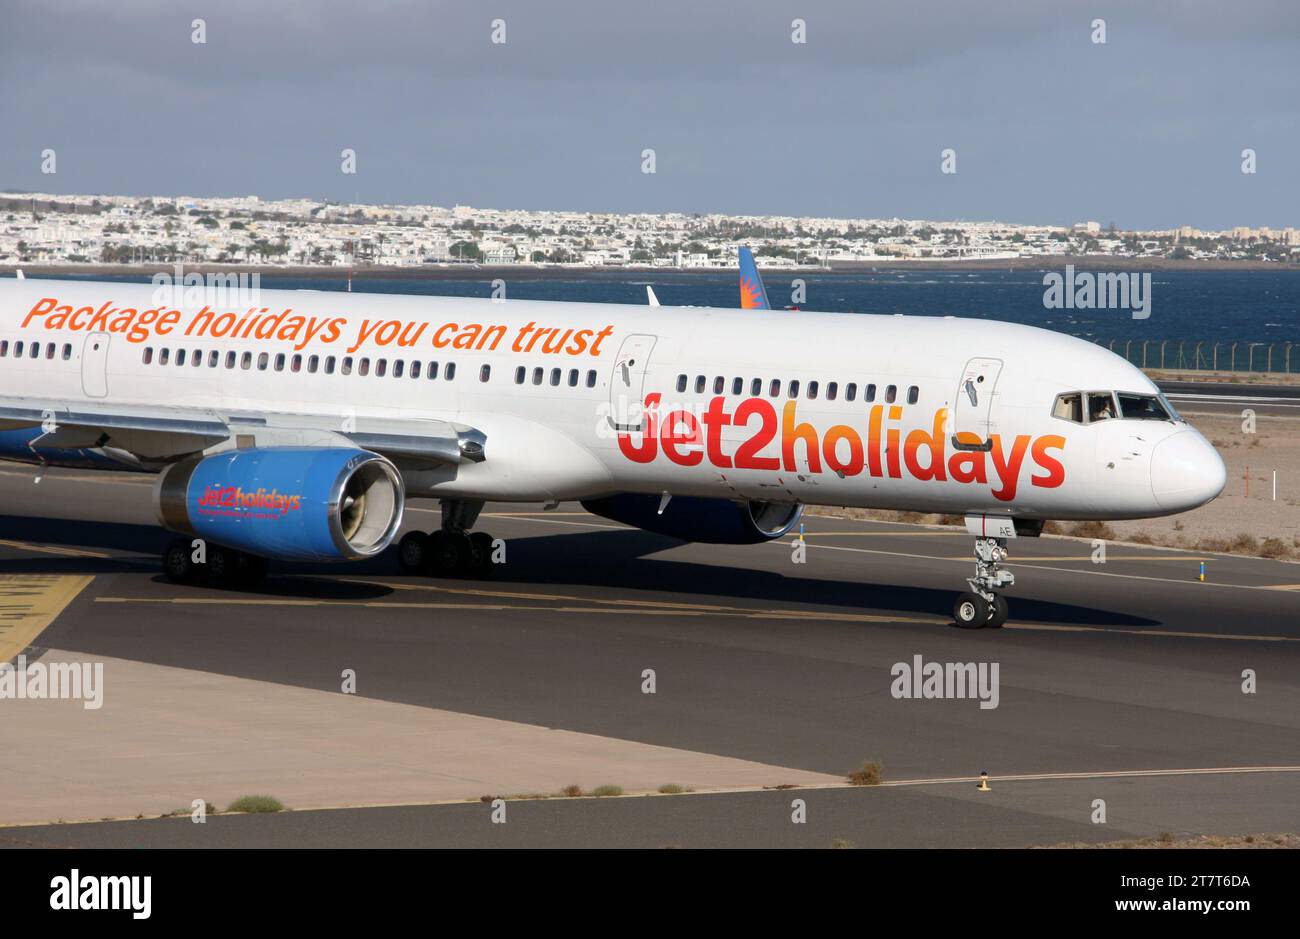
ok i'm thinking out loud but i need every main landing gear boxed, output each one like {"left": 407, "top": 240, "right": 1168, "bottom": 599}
{"left": 953, "top": 536, "right": 1013, "bottom": 629}
{"left": 397, "top": 498, "right": 497, "bottom": 578}
{"left": 162, "top": 538, "right": 268, "bottom": 588}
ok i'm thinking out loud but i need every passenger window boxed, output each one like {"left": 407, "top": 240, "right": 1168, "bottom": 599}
{"left": 807, "top": 380, "right": 818, "bottom": 400}
{"left": 45, "top": 342, "right": 55, "bottom": 359}
{"left": 732, "top": 377, "right": 743, "bottom": 395}
{"left": 376, "top": 359, "right": 388, "bottom": 377}
{"left": 159, "top": 348, "right": 170, "bottom": 366}
{"left": 308, "top": 355, "right": 319, "bottom": 373}
{"left": 515, "top": 366, "right": 526, "bottom": 384}
{"left": 676, "top": 374, "right": 687, "bottom": 393}
{"left": 586, "top": 369, "right": 596, "bottom": 388}
{"left": 694, "top": 375, "right": 706, "bottom": 394}
{"left": 410, "top": 361, "right": 421, "bottom": 379}
{"left": 1087, "top": 392, "right": 1116, "bottom": 422}
{"left": 176, "top": 349, "right": 186, "bottom": 366}
{"left": 29, "top": 343, "right": 38, "bottom": 358}
{"left": 1052, "top": 392, "right": 1083, "bottom": 423}
{"left": 550, "top": 368, "right": 561, "bottom": 386}
{"left": 826, "top": 381, "right": 838, "bottom": 401}
{"left": 13, "top": 341, "right": 22, "bottom": 357}
{"left": 274, "top": 353, "right": 286, "bottom": 372}
{"left": 445, "top": 363, "right": 456, "bottom": 380}
{"left": 324, "top": 356, "right": 336, "bottom": 374}
{"left": 226, "top": 351, "right": 237, "bottom": 369}
{"left": 481, "top": 365, "right": 492, "bottom": 382}
{"left": 845, "top": 382, "right": 857, "bottom": 402}
{"left": 143, "top": 347, "right": 153, "bottom": 364}
{"left": 769, "top": 379, "right": 781, "bottom": 397}
{"left": 885, "top": 385, "right": 897, "bottom": 403}
{"left": 341, "top": 356, "right": 353, "bottom": 375}
{"left": 293, "top": 355, "right": 304, "bottom": 373}
{"left": 907, "top": 385, "right": 919, "bottom": 405}
{"left": 209, "top": 350, "right": 219, "bottom": 368}
{"left": 358, "top": 358, "right": 370, "bottom": 377}
{"left": 63, "top": 343, "right": 72, "bottom": 361}
{"left": 567, "top": 368, "right": 578, "bottom": 387}
{"left": 713, "top": 376, "right": 725, "bottom": 394}
{"left": 865, "top": 383, "right": 876, "bottom": 402}
{"left": 788, "top": 380, "right": 800, "bottom": 398}
{"left": 428, "top": 362, "right": 440, "bottom": 380}
{"left": 193, "top": 348, "right": 202, "bottom": 366}
{"left": 0, "top": 340, "right": 8, "bottom": 356}
{"left": 532, "top": 367, "right": 543, "bottom": 385}
{"left": 257, "top": 352, "right": 269, "bottom": 370}
{"left": 750, "top": 378, "right": 762, "bottom": 396}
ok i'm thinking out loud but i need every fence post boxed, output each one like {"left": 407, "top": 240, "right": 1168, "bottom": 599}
{"left": 1212, "top": 343, "right": 1217, "bottom": 371}
{"left": 1231, "top": 342, "right": 1236, "bottom": 373}
{"left": 1160, "top": 340, "right": 1167, "bottom": 369}
{"left": 1142, "top": 340, "right": 1148, "bottom": 368}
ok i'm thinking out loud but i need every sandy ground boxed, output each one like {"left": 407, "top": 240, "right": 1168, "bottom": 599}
{"left": 0, "top": 650, "right": 841, "bottom": 826}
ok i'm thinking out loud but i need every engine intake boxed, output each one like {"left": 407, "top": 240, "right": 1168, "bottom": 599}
{"left": 581, "top": 494, "right": 802, "bottom": 544}
{"left": 155, "top": 447, "right": 404, "bottom": 561}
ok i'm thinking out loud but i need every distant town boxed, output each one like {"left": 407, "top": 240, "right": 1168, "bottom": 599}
{"left": 2, "top": 191, "right": 1298, "bottom": 270}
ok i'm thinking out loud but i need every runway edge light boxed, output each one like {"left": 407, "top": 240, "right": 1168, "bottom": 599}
{"left": 977, "top": 771, "right": 990, "bottom": 792}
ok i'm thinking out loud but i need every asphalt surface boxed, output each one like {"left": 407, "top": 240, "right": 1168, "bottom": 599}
{"left": 1, "top": 465, "right": 1298, "bottom": 846}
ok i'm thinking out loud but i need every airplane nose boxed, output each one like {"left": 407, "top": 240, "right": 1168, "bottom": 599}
{"left": 1150, "top": 430, "right": 1226, "bottom": 512}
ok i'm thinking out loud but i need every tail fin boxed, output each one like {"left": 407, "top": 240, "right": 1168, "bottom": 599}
{"left": 738, "top": 246, "right": 770, "bottom": 310}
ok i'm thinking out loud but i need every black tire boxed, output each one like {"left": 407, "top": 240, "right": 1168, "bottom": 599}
{"left": 953, "top": 592, "right": 990, "bottom": 629}
{"left": 428, "top": 530, "right": 468, "bottom": 577}
{"left": 398, "top": 531, "right": 431, "bottom": 574}
{"left": 467, "top": 531, "right": 496, "bottom": 577}
{"left": 162, "top": 539, "right": 195, "bottom": 583}
{"left": 206, "top": 546, "right": 235, "bottom": 585}
{"left": 987, "top": 595, "right": 1009, "bottom": 629}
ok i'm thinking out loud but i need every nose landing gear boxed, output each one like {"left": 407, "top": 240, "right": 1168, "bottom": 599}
{"left": 953, "top": 536, "right": 1013, "bottom": 628}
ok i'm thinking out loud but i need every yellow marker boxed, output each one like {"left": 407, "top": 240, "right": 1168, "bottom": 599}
{"left": 1199, "top": 562, "right": 1206, "bottom": 583}
{"left": 976, "top": 771, "right": 991, "bottom": 792}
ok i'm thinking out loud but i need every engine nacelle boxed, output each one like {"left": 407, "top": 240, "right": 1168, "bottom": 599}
{"left": 155, "top": 447, "right": 404, "bottom": 562}
{"left": 581, "top": 494, "right": 802, "bottom": 544}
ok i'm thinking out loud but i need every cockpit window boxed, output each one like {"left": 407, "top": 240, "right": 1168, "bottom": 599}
{"left": 1087, "top": 392, "right": 1117, "bottom": 422}
{"left": 1117, "top": 392, "right": 1173, "bottom": 421}
{"left": 1052, "top": 392, "right": 1083, "bottom": 423}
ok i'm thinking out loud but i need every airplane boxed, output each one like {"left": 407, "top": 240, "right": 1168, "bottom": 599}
{"left": 0, "top": 273, "right": 1225, "bottom": 628}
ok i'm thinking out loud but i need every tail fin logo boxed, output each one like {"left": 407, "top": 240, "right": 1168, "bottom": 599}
{"left": 738, "top": 246, "right": 771, "bottom": 310}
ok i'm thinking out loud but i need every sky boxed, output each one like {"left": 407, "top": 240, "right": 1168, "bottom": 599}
{"left": 0, "top": 0, "right": 1296, "bottom": 230}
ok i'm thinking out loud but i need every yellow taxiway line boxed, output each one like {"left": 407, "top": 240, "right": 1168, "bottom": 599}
{"left": 0, "top": 574, "right": 94, "bottom": 663}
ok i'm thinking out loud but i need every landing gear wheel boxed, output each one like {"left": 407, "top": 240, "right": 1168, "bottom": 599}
{"left": 987, "top": 595, "right": 1009, "bottom": 629}
{"left": 428, "top": 530, "right": 468, "bottom": 577}
{"left": 953, "top": 592, "right": 990, "bottom": 629}
{"left": 206, "top": 546, "right": 236, "bottom": 585}
{"left": 467, "top": 531, "right": 496, "bottom": 577}
{"left": 398, "top": 531, "right": 431, "bottom": 574}
{"left": 162, "top": 539, "right": 195, "bottom": 583}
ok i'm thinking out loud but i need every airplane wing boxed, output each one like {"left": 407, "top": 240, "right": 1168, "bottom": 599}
{"left": 0, "top": 396, "right": 485, "bottom": 469}
{"left": 738, "top": 246, "right": 771, "bottom": 310}
{"left": 646, "top": 285, "right": 660, "bottom": 306}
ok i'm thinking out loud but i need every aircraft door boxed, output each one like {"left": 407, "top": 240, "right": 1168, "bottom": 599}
{"left": 950, "top": 356, "right": 1002, "bottom": 451}
{"left": 608, "top": 334, "right": 657, "bottom": 432}
{"left": 82, "top": 332, "right": 110, "bottom": 398}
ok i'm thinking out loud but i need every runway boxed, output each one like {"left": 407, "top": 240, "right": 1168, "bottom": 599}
{"left": 1, "top": 465, "right": 1298, "bottom": 847}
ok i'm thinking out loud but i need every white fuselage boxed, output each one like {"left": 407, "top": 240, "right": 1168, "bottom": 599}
{"left": 0, "top": 278, "right": 1225, "bottom": 521}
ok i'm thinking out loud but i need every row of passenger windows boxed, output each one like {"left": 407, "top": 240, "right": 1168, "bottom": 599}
{"left": 0, "top": 340, "right": 74, "bottom": 361}
{"left": 514, "top": 366, "right": 599, "bottom": 388}
{"left": 142, "top": 346, "right": 463, "bottom": 381}
{"left": 676, "top": 373, "right": 920, "bottom": 405}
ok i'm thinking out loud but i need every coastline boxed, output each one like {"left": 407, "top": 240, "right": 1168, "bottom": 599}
{"left": 2, "top": 256, "right": 1297, "bottom": 281}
